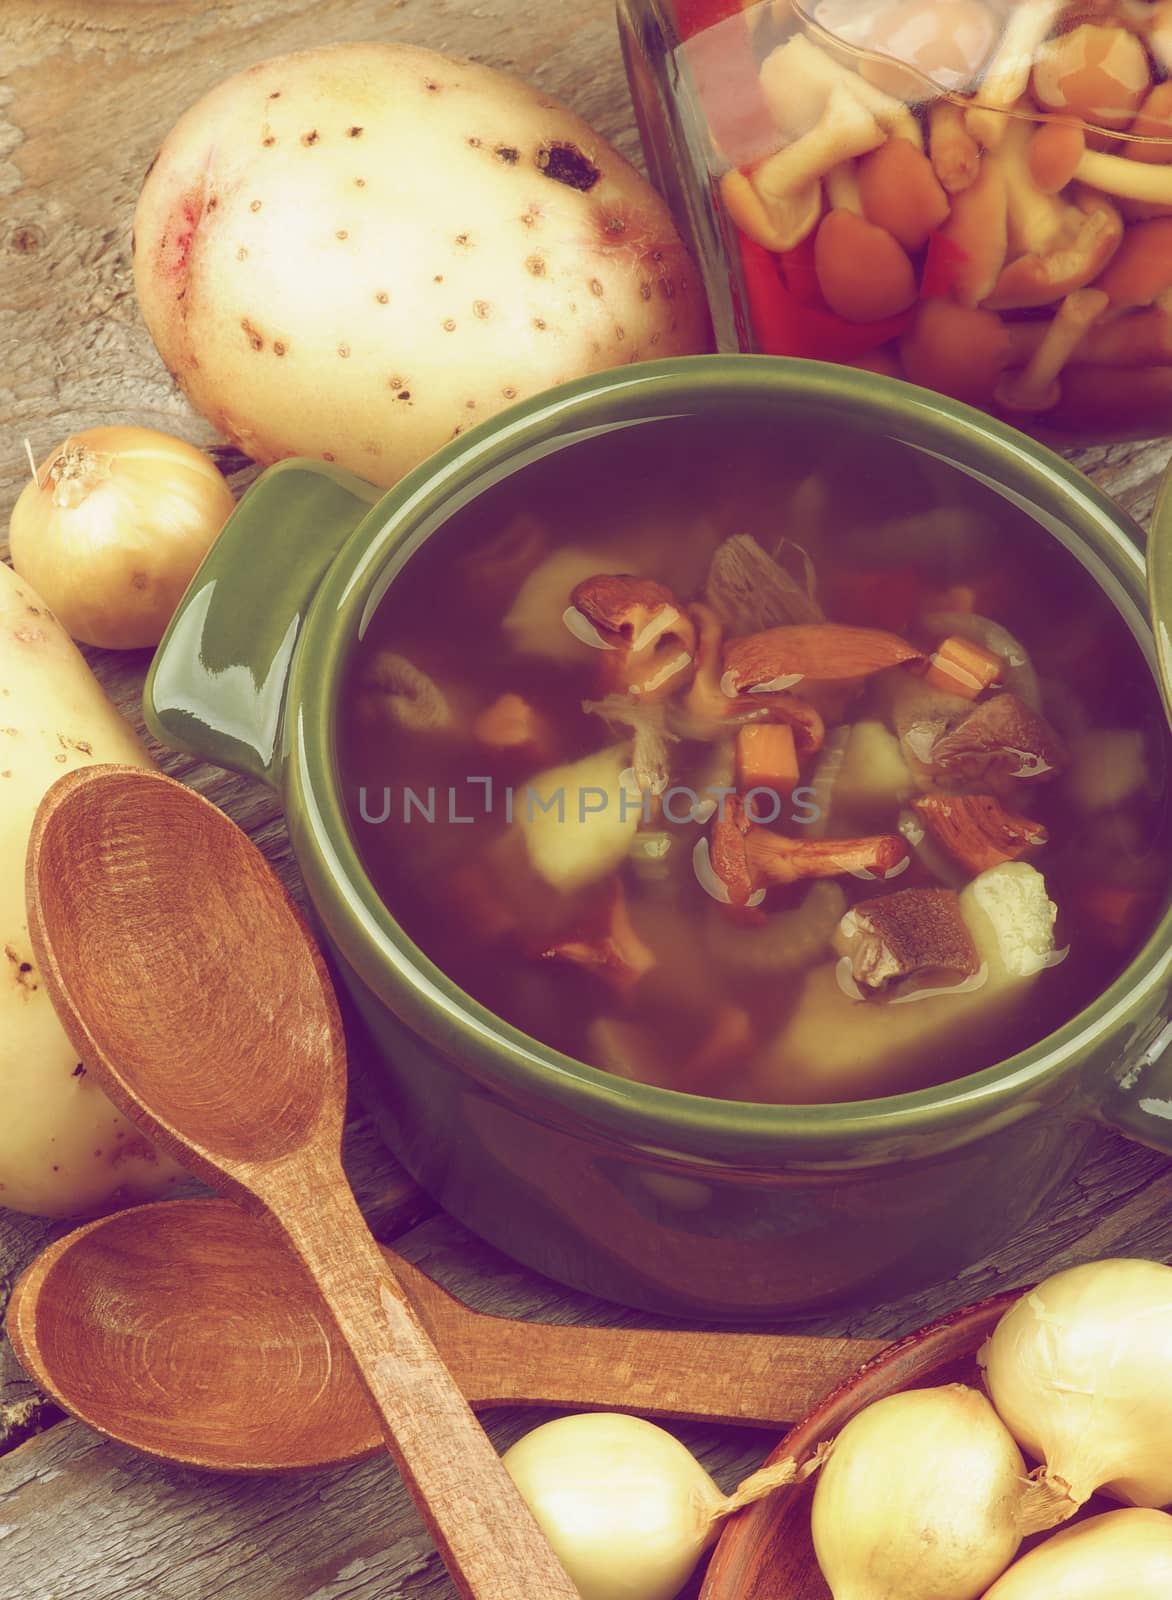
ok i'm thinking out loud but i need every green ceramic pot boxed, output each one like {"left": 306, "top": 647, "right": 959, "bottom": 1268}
{"left": 145, "top": 355, "right": 1172, "bottom": 1321}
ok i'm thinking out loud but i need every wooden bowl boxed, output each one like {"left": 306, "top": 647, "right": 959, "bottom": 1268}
{"left": 700, "top": 1291, "right": 1020, "bottom": 1600}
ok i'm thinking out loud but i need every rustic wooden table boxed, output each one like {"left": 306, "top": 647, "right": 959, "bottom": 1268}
{"left": 3, "top": 3, "right": 1172, "bottom": 1596}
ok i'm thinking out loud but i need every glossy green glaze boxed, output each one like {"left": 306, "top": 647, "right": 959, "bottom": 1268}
{"left": 146, "top": 356, "right": 1172, "bottom": 1319}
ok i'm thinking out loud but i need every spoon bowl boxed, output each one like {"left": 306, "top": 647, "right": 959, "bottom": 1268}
{"left": 28, "top": 765, "right": 342, "bottom": 1172}
{"left": 7, "top": 1196, "right": 888, "bottom": 1472}
{"left": 9, "top": 1200, "right": 377, "bottom": 1472}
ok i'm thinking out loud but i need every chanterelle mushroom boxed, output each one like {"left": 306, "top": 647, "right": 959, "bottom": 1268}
{"left": 568, "top": 574, "right": 697, "bottom": 702}
{"left": 721, "top": 623, "right": 921, "bottom": 696}
{"left": 536, "top": 879, "right": 656, "bottom": 994}
{"left": 834, "top": 886, "right": 982, "bottom": 996}
{"left": 675, "top": 604, "right": 826, "bottom": 751}
{"left": 706, "top": 799, "right": 910, "bottom": 907}
{"left": 912, "top": 793, "right": 1049, "bottom": 875}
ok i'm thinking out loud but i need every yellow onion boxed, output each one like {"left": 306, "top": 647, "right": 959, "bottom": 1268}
{"left": 811, "top": 1384, "right": 1025, "bottom": 1600}
{"left": 9, "top": 426, "right": 234, "bottom": 649}
{"left": 502, "top": 1412, "right": 807, "bottom": 1600}
{"left": 981, "top": 1258, "right": 1172, "bottom": 1533}
{"left": 982, "top": 1509, "right": 1172, "bottom": 1599}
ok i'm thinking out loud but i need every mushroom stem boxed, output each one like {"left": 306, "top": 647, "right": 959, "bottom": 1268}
{"left": 707, "top": 798, "right": 911, "bottom": 905}
{"left": 720, "top": 168, "right": 794, "bottom": 253}
{"left": 937, "top": 156, "right": 1009, "bottom": 305}
{"left": 1075, "top": 146, "right": 1172, "bottom": 201}
{"left": 994, "top": 116, "right": 1075, "bottom": 257}
{"left": 1027, "top": 119, "right": 1087, "bottom": 193}
{"left": 1005, "top": 305, "right": 1172, "bottom": 367}
{"left": 761, "top": 34, "right": 925, "bottom": 148}
{"left": 825, "top": 160, "right": 864, "bottom": 214}
{"left": 752, "top": 83, "right": 885, "bottom": 250}
{"left": 1125, "top": 80, "right": 1172, "bottom": 165}
{"left": 996, "top": 288, "right": 1110, "bottom": 412}
{"left": 929, "top": 100, "right": 981, "bottom": 193}
{"left": 747, "top": 828, "right": 911, "bottom": 888}
{"left": 965, "top": 0, "right": 1068, "bottom": 148}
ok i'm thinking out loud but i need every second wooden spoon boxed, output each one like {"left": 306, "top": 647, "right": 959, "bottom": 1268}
{"left": 8, "top": 1196, "right": 885, "bottom": 1472}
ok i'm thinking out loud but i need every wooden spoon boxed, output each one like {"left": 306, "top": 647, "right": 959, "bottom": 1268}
{"left": 25, "top": 764, "right": 580, "bottom": 1600}
{"left": 7, "top": 1197, "right": 886, "bottom": 1472}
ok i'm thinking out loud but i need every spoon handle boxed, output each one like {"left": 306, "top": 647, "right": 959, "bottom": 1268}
{"left": 262, "top": 1155, "right": 579, "bottom": 1600}
{"left": 446, "top": 1308, "right": 889, "bottom": 1427}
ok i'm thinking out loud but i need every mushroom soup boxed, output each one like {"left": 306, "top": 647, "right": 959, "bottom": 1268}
{"left": 338, "top": 414, "right": 1169, "bottom": 1103}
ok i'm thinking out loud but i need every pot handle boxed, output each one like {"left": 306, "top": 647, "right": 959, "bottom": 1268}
{"left": 1100, "top": 1018, "right": 1172, "bottom": 1157}
{"left": 1151, "top": 457, "right": 1172, "bottom": 726}
{"left": 144, "top": 459, "right": 381, "bottom": 787}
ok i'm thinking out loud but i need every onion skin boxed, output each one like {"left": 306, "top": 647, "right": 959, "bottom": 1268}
{"left": 811, "top": 1384, "right": 1024, "bottom": 1600}
{"left": 981, "top": 1509, "right": 1172, "bottom": 1599}
{"left": 502, "top": 1412, "right": 724, "bottom": 1600}
{"left": 9, "top": 426, "right": 234, "bottom": 650}
{"left": 981, "top": 1259, "right": 1172, "bottom": 1531}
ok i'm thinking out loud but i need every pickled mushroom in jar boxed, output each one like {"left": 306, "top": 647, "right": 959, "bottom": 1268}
{"left": 683, "top": 0, "right": 1172, "bottom": 436}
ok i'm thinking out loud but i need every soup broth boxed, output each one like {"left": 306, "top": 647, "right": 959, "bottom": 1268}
{"left": 339, "top": 416, "right": 1169, "bottom": 1104}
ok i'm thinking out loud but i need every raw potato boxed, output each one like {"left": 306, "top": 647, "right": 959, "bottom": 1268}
{"left": 831, "top": 720, "right": 914, "bottom": 823}
{"left": 521, "top": 744, "right": 640, "bottom": 893}
{"left": 0, "top": 564, "right": 181, "bottom": 1216}
{"left": 133, "top": 42, "right": 710, "bottom": 489}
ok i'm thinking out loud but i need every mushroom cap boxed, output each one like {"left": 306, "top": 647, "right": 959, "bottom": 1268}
{"left": 1032, "top": 22, "right": 1152, "bottom": 131}
{"left": 1095, "top": 215, "right": 1172, "bottom": 305}
{"left": 900, "top": 299, "right": 1012, "bottom": 404}
{"left": 858, "top": 136, "right": 952, "bottom": 249}
{"left": 1027, "top": 119, "right": 1087, "bottom": 193}
{"left": 860, "top": 0, "right": 1000, "bottom": 97}
{"left": 814, "top": 208, "right": 918, "bottom": 322}
{"left": 1125, "top": 79, "right": 1172, "bottom": 164}
{"left": 983, "top": 189, "right": 1123, "bottom": 310}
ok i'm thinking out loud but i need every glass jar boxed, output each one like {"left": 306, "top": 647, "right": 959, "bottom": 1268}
{"left": 617, "top": 0, "right": 1172, "bottom": 439}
